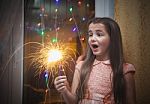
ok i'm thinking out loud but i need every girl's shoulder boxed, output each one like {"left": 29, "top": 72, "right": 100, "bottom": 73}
{"left": 123, "top": 63, "right": 136, "bottom": 75}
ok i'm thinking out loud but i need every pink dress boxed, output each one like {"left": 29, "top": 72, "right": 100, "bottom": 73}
{"left": 74, "top": 59, "right": 135, "bottom": 104}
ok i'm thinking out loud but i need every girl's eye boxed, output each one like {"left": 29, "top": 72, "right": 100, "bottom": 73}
{"left": 88, "top": 32, "right": 93, "bottom": 36}
{"left": 96, "top": 32, "right": 103, "bottom": 36}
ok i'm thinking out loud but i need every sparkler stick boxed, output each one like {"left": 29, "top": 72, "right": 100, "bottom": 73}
{"left": 58, "top": 64, "right": 66, "bottom": 76}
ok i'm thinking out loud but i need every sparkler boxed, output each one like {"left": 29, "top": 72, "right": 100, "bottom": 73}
{"left": 28, "top": 42, "right": 76, "bottom": 76}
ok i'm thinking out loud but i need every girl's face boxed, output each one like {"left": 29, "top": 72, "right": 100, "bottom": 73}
{"left": 88, "top": 23, "right": 110, "bottom": 60}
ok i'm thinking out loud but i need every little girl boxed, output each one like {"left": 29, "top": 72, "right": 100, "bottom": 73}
{"left": 54, "top": 17, "right": 136, "bottom": 104}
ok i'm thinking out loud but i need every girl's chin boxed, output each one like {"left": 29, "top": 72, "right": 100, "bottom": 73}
{"left": 92, "top": 51, "right": 101, "bottom": 56}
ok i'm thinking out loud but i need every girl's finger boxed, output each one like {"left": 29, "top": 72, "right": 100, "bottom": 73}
{"left": 55, "top": 82, "right": 65, "bottom": 89}
{"left": 55, "top": 76, "right": 66, "bottom": 81}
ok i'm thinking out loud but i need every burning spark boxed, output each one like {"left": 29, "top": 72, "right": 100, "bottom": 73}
{"left": 28, "top": 42, "right": 76, "bottom": 75}
{"left": 47, "top": 49, "right": 62, "bottom": 63}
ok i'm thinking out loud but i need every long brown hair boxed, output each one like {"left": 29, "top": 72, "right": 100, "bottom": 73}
{"left": 76, "top": 17, "right": 125, "bottom": 104}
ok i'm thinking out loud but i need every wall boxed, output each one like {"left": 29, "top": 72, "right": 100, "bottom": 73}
{"left": 95, "top": 0, "right": 114, "bottom": 18}
{"left": 115, "top": 0, "right": 150, "bottom": 103}
{"left": 0, "top": 0, "right": 23, "bottom": 104}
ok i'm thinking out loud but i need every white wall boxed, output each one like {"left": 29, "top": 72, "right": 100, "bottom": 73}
{"left": 95, "top": 0, "right": 114, "bottom": 18}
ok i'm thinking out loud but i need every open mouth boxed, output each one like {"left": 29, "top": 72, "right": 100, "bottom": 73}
{"left": 92, "top": 44, "right": 98, "bottom": 49}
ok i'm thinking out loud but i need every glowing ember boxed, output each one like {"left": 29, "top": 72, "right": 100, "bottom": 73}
{"left": 47, "top": 49, "right": 62, "bottom": 63}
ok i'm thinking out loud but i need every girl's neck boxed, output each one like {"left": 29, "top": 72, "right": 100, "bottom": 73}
{"left": 95, "top": 54, "right": 110, "bottom": 61}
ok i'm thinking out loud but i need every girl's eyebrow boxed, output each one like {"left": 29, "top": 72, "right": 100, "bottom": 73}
{"left": 95, "top": 30, "right": 103, "bottom": 32}
{"left": 88, "top": 30, "right": 103, "bottom": 33}
{"left": 88, "top": 30, "right": 92, "bottom": 33}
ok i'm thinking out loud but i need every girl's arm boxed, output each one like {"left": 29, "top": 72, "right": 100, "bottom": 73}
{"left": 124, "top": 73, "right": 136, "bottom": 104}
{"left": 54, "top": 68, "right": 80, "bottom": 104}
{"left": 124, "top": 71, "right": 136, "bottom": 104}
{"left": 54, "top": 76, "right": 76, "bottom": 104}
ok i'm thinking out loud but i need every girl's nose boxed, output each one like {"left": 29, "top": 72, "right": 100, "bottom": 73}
{"left": 91, "top": 35, "right": 97, "bottom": 41}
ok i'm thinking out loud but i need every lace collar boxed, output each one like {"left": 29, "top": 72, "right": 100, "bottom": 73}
{"left": 93, "top": 59, "right": 111, "bottom": 66}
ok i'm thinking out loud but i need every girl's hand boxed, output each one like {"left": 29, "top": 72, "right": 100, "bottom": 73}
{"left": 54, "top": 76, "right": 70, "bottom": 93}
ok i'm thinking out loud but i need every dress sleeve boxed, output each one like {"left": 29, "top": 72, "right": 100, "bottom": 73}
{"left": 123, "top": 63, "right": 136, "bottom": 75}
{"left": 71, "top": 61, "right": 83, "bottom": 94}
